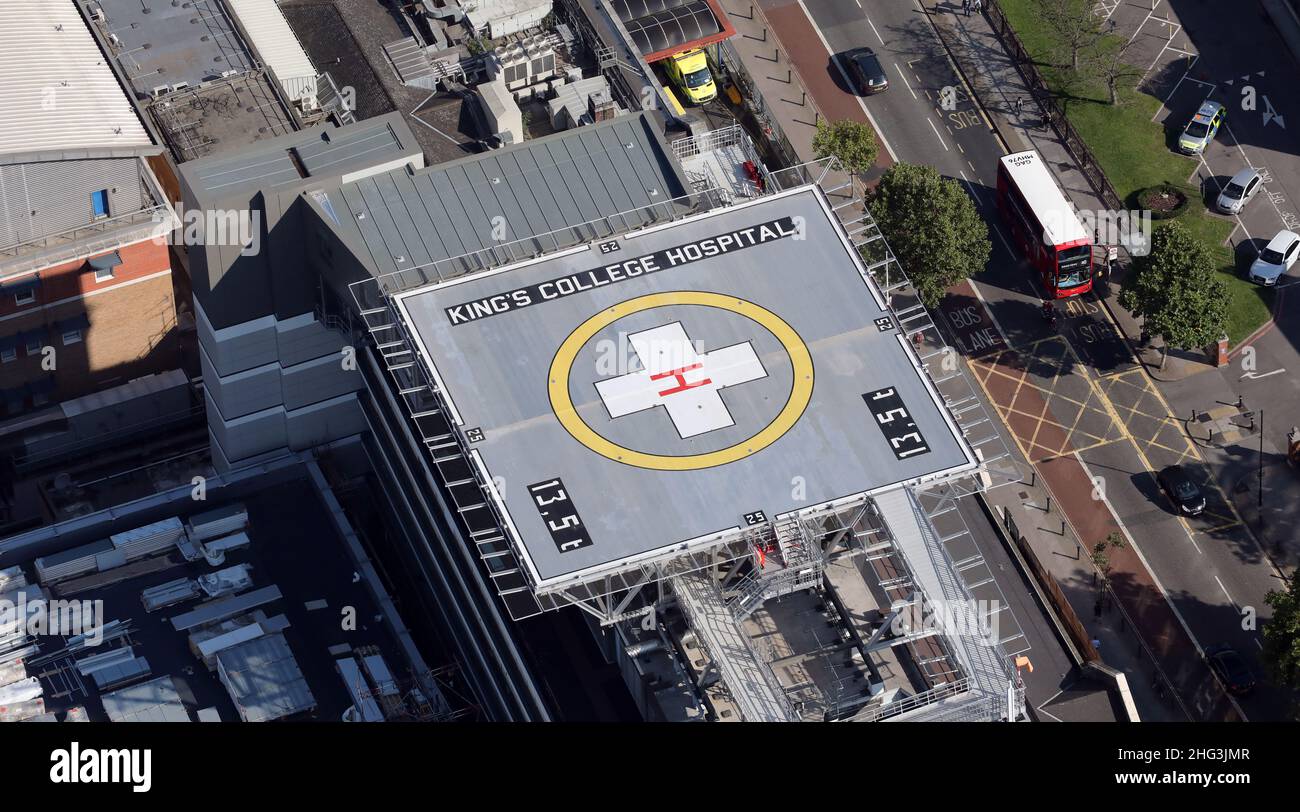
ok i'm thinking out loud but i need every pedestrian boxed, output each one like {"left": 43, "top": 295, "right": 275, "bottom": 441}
{"left": 1015, "top": 97, "right": 1024, "bottom": 116}
{"left": 1091, "top": 637, "right": 1102, "bottom": 652}
{"left": 962, "top": 0, "right": 971, "bottom": 16}
{"left": 974, "top": 0, "right": 983, "bottom": 12}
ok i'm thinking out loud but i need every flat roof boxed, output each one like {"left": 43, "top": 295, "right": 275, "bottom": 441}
{"left": 180, "top": 113, "right": 418, "bottom": 203}
{"left": 998, "top": 151, "right": 1090, "bottom": 247}
{"left": 394, "top": 188, "right": 976, "bottom": 587}
{"left": 101, "top": 675, "right": 190, "bottom": 722}
{"left": 0, "top": 1, "right": 152, "bottom": 157}
{"left": 88, "top": 0, "right": 256, "bottom": 99}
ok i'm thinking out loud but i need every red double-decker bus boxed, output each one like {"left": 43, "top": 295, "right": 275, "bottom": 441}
{"left": 996, "top": 150, "right": 1093, "bottom": 298}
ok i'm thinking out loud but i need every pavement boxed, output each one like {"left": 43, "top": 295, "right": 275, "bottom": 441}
{"left": 735, "top": 0, "right": 1298, "bottom": 718}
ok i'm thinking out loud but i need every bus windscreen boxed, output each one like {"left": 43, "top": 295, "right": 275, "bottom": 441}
{"left": 1057, "top": 245, "right": 1091, "bottom": 288}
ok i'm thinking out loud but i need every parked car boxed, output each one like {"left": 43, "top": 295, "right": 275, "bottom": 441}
{"left": 1156, "top": 464, "right": 1206, "bottom": 516}
{"left": 840, "top": 47, "right": 889, "bottom": 95}
{"left": 1215, "top": 167, "right": 1262, "bottom": 214}
{"left": 1248, "top": 230, "right": 1300, "bottom": 286}
{"left": 1177, "top": 100, "right": 1225, "bottom": 154}
{"left": 1206, "top": 644, "right": 1255, "bottom": 696}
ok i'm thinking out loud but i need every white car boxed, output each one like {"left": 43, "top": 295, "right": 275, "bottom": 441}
{"left": 1249, "top": 230, "right": 1300, "bottom": 286}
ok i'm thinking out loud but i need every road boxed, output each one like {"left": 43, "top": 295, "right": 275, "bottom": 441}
{"left": 763, "top": 0, "right": 1292, "bottom": 718}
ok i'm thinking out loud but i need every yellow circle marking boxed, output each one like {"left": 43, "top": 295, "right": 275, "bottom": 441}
{"left": 548, "top": 291, "right": 813, "bottom": 471}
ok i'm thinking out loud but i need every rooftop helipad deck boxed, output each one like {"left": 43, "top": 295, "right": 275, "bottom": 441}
{"left": 393, "top": 187, "right": 975, "bottom": 587}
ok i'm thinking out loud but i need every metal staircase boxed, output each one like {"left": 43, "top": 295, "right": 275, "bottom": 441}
{"left": 726, "top": 518, "right": 823, "bottom": 620}
{"left": 773, "top": 517, "right": 813, "bottom": 570}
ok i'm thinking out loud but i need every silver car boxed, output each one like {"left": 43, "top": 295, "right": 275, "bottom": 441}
{"left": 1216, "top": 168, "right": 1262, "bottom": 215}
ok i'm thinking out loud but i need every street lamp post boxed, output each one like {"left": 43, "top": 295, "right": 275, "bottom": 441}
{"left": 1258, "top": 408, "right": 1265, "bottom": 510}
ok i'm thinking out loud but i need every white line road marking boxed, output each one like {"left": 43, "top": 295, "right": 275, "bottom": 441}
{"left": 1149, "top": 59, "right": 1209, "bottom": 123}
{"left": 928, "top": 117, "right": 950, "bottom": 151}
{"left": 799, "top": 0, "right": 899, "bottom": 162}
{"left": 991, "top": 223, "right": 1014, "bottom": 257}
{"left": 1214, "top": 576, "right": 1238, "bottom": 609}
{"left": 1240, "top": 368, "right": 1286, "bottom": 379}
{"left": 958, "top": 169, "right": 978, "bottom": 200}
{"left": 895, "top": 63, "right": 918, "bottom": 99}
{"left": 968, "top": 278, "right": 1014, "bottom": 348}
{"left": 867, "top": 17, "right": 884, "bottom": 44}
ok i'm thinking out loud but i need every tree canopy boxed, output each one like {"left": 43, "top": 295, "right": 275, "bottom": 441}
{"left": 812, "top": 119, "right": 879, "bottom": 175}
{"left": 868, "top": 163, "right": 991, "bottom": 306}
{"left": 1119, "top": 221, "right": 1228, "bottom": 352}
{"left": 1262, "top": 586, "right": 1300, "bottom": 715}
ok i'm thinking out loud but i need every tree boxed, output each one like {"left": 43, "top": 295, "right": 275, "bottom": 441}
{"left": 1089, "top": 531, "right": 1127, "bottom": 592}
{"left": 1262, "top": 586, "right": 1300, "bottom": 712}
{"left": 867, "top": 163, "right": 990, "bottom": 306}
{"left": 812, "top": 119, "right": 879, "bottom": 176}
{"left": 1036, "top": 0, "right": 1108, "bottom": 71}
{"left": 1088, "top": 34, "right": 1142, "bottom": 105}
{"left": 1119, "top": 221, "right": 1228, "bottom": 368}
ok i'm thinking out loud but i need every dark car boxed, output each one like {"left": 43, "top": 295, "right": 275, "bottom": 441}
{"left": 841, "top": 47, "right": 889, "bottom": 95}
{"left": 1156, "top": 464, "right": 1206, "bottom": 516}
{"left": 1206, "top": 645, "right": 1255, "bottom": 696}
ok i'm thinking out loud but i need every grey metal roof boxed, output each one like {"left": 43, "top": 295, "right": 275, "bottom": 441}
{"left": 101, "top": 675, "right": 190, "bottom": 722}
{"left": 216, "top": 633, "right": 316, "bottom": 722}
{"left": 180, "top": 113, "right": 418, "bottom": 205}
{"left": 328, "top": 112, "right": 690, "bottom": 278}
{"left": 393, "top": 188, "right": 976, "bottom": 586}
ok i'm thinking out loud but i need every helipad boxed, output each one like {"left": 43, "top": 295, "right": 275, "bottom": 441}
{"left": 393, "top": 187, "right": 976, "bottom": 587}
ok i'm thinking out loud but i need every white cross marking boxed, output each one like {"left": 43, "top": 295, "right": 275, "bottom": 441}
{"left": 595, "top": 322, "right": 767, "bottom": 438}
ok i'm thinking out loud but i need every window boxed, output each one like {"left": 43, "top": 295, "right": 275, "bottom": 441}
{"left": 0, "top": 347, "right": 14, "bottom": 363}
{"left": 91, "top": 189, "right": 110, "bottom": 219}
{"left": 25, "top": 336, "right": 42, "bottom": 355}
{"left": 62, "top": 329, "right": 82, "bottom": 346}
{"left": 94, "top": 267, "right": 114, "bottom": 282}
{"left": 14, "top": 289, "right": 35, "bottom": 306}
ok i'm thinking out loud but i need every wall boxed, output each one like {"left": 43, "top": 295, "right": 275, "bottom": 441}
{"left": 0, "top": 237, "right": 176, "bottom": 413}
{"left": 0, "top": 158, "right": 145, "bottom": 246}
